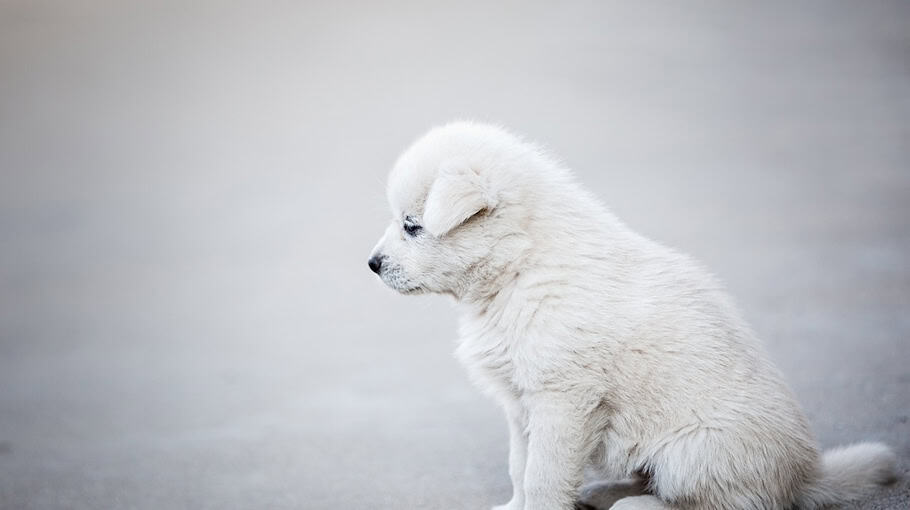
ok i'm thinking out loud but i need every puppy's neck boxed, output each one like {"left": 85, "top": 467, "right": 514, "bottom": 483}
{"left": 459, "top": 268, "right": 522, "bottom": 315}
{"left": 455, "top": 236, "right": 530, "bottom": 310}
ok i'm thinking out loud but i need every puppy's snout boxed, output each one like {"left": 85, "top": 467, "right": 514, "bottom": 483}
{"left": 368, "top": 254, "right": 385, "bottom": 274}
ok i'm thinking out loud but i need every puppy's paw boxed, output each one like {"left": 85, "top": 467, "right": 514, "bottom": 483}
{"left": 579, "top": 479, "right": 646, "bottom": 509}
{"left": 491, "top": 502, "right": 520, "bottom": 510}
{"left": 609, "top": 495, "right": 670, "bottom": 510}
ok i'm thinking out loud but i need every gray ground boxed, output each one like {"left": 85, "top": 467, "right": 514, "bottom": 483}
{"left": 1, "top": 1, "right": 908, "bottom": 509}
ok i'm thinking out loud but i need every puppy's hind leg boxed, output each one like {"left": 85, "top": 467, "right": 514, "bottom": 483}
{"left": 609, "top": 495, "right": 675, "bottom": 510}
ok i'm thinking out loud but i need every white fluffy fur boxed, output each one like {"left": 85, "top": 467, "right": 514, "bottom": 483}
{"left": 369, "top": 122, "right": 896, "bottom": 510}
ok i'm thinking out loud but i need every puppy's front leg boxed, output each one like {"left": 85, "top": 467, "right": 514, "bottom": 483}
{"left": 523, "top": 396, "right": 589, "bottom": 510}
{"left": 493, "top": 400, "right": 528, "bottom": 510}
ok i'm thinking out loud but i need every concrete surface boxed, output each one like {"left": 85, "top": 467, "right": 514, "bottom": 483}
{"left": 0, "top": 1, "right": 908, "bottom": 509}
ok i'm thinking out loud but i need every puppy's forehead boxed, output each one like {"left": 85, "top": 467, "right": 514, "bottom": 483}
{"left": 386, "top": 131, "right": 454, "bottom": 218}
{"left": 385, "top": 121, "right": 520, "bottom": 218}
{"left": 386, "top": 155, "right": 434, "bottom": 218}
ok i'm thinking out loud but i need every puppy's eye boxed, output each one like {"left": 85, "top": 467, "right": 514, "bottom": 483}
{"left": 403, "top": 220, "right": 423, "bottom": 237}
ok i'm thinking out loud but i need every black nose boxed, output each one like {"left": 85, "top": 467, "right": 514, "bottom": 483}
{"left": 368, "top": 254, "right": 384, "bottom": 274}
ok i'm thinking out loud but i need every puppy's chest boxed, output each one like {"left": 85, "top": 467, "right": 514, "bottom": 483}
{"left": 454, "top": 327, "right": 523, "bottom": 397}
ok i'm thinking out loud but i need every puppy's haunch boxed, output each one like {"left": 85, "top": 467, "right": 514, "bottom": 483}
{"left": 369, "top": 122, "right": 896, "bottom": 510}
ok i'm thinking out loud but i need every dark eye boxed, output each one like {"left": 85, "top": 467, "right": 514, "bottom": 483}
{"left": 403, "top": 221, "right": 423, "bottom": 237}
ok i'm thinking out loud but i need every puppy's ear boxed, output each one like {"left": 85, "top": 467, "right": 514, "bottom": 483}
{"left": 423, "top": 163, "right": 492, "bottom": 237}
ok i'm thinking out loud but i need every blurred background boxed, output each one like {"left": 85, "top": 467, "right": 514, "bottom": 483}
{"left": 1, "top": 1, "right": 908, "bottom": 509}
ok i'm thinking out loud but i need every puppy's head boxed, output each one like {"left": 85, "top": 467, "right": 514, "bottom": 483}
{"left": 368, "top": 122, "right": 531, "bottom": 299}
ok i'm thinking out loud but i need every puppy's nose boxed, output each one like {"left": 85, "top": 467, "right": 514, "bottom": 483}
{"left": 368, "top": 254, "right": 384, "bottom": 274}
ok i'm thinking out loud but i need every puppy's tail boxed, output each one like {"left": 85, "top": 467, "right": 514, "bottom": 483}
{"left": 798, "top": 442, "right": 897, "bottom": 509}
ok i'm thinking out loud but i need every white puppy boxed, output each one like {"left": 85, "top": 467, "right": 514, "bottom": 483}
{"left": 368, "top": 122, "right": 896, "bottom": 510}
